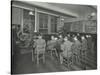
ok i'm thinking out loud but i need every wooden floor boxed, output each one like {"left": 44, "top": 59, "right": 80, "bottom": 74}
{"left": 11, "top": 50, "right": 97, "bottom": 74}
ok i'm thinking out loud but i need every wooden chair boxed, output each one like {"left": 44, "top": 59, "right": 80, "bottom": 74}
{"left": 47, "top": 40, "right": 58, "bottom": 58}
{"left": 60, "top": 44, "right": 73, "bottom": 69}
{"left": 71, "top": 43, "right": 81, "bottom": 65}
{"left": 35, "top": 45, "right": 46, "bottom": 64}
{"left": 64, "top": 51, "right": 73, "bottom": 69}
{"left": 51, "top": 48, "right": 58, "bottom": 58}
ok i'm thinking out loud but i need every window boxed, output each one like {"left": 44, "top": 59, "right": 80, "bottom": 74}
{"left": 23, "top": 9, "right": 35, "bottom": 34}
{"left": 39, "top": 13, "right": 48, "bottom": 34}
{"left": 51, "top": 16, "right": 57, "bottom": 33}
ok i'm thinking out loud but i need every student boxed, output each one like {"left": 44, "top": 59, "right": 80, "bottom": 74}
{"left": 81, "top": 36, "right": 88, "bottom": 56}
{"left": 34, "top": 34, "right": 46, "bottom": 54}
{"left": 71, "top": 36, "right": 81, "bottom": 64}
{"left": 81, "top": 36, "right": 88, "bottom": 70}
{"left": 57, "top": 35, "right": 63, "bottom": 44}
{"left": 47, "top": 35, "right": 57, "bottom": 50}
{"left": 86, "top": 34, "right": 96, "bottom": 55}
{"left": 47, "top": 35, "right": 58, "bottom": 52}
{"left": 56, "top": 35, "right": 64, "bottom": 59}
{"left": 60, "top": 36, "right": 73, "bottom": 64}
{"left": 34, "top": 34, "right": 46, "bottom": 64}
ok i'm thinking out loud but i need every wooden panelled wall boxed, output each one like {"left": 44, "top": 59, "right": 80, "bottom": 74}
{"left": 64, "top": 20, "right": 97, "bottom": 34}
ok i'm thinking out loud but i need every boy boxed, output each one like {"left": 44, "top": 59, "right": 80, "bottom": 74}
{"left": 60, "top": 36, "right": 73, "bottom": 64}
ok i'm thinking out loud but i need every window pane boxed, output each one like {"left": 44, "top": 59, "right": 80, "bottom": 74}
{"left": 39, "top": 13, "right": 48, "bottom": 33}
{"left": 51, "top": 16, "right": 57, "bottom": 33}
{"left": 23, "top": 9, "right": 35, "bottom": 34}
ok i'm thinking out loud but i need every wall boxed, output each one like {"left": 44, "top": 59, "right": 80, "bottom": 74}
{"left": 64, "top": 14, "right": 97, "bottom": 23}
{"left": 59, "top": 11, "right": 97, "bottom": 34}
{"left": 12, "top": 7, "right": 22, "bottom": 25}
{"left": 62, "top": 20, "right": 97, "bottom": 34}
{"left": 11, "top": 2, "right": 63, "bottom": 34}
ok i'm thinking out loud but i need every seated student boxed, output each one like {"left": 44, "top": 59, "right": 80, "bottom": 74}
{"left": 47, "top": 35, "right": 57, "bottom": 50}
{"left": 71, "top": 36, "right": 81, "bottom": 63}
{"left": 56, "top": 35, "right": 64, "bottom": 59}
{"left": 86, "top": 35, "right": 93, "bottom": 54}
{"left": 34, "top": 34, "right": 46, "bottom": 54}
{"left": 81, "top": 36, "right": 88, "bottom": 56}
{"left": 72, "top": 36, "right": 81, "bottom": 54}
{"left": 57, "top": 35, "right": 63, "bottom": 44}
{"left": 60, "top": 36, "right": 73, "bottom": 64}
{"left": 47, "top": 35, "right": 58, "bottom": 57}
{"left": 81, "top": 36, "right": 88, "bottom": 69}
{"left": 33, "top": 34, "right": 46, "bottom": 64}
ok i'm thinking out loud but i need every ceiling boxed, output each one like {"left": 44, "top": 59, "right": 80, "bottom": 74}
{"left": 15, "top": 1, "right": 97, "bottom": 19}
{"left": 48, "top": 3, "right": 97, "bottom": 18}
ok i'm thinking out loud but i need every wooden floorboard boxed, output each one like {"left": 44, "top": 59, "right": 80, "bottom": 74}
{"left": 11, "top": 51, "right": 97, "bottom": 74}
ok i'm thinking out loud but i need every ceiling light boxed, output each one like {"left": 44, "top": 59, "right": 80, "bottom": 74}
{"left": 29, "top": 11, "right": 34, "bottom": 15}
{"left": 91, "top": 12, "right": 96, "bottom": 16}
